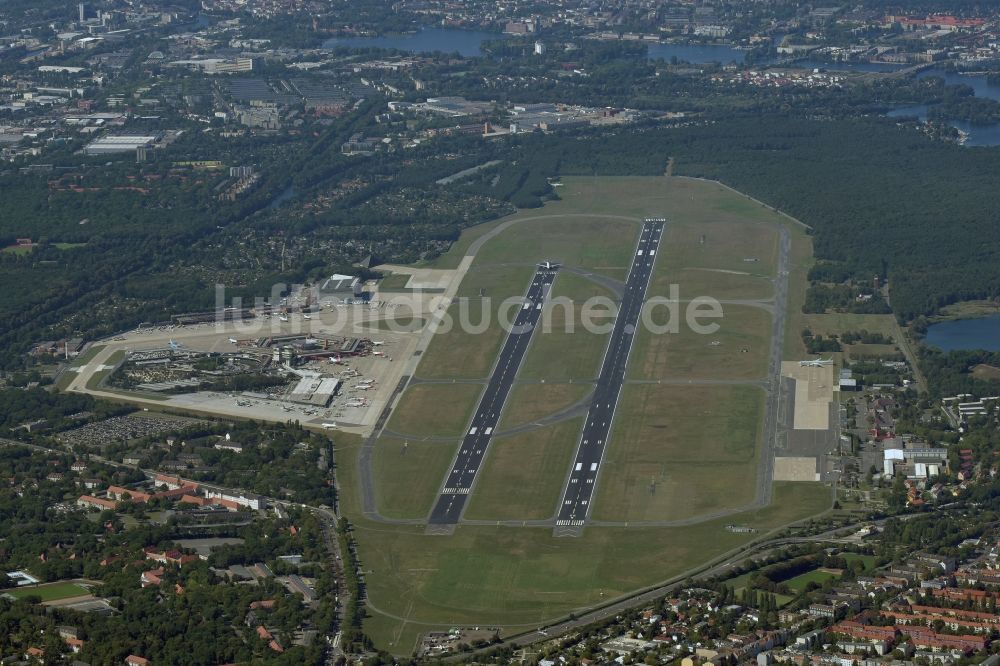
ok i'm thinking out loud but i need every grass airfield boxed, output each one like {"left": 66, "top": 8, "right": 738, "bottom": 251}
{"left": 349, "top": 175, "right": 829, "bottom": 653}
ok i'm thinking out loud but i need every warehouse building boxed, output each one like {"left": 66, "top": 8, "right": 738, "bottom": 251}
{"left": 84, "top": 134, "right": 160, "bottom": 155}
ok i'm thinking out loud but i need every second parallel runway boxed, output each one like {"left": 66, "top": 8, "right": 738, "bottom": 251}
{"left": 555, "top": 219, "right": 665, "bottom": 531}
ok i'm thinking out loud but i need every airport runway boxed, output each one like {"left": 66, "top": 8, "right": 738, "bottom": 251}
{"left": 427, "top": 266, "right": 558, "bottom": 526}
{"left": 553, "top": 219, "right": 665, "bottom": 534}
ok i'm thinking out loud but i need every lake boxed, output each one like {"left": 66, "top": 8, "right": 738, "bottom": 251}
{"left": 886, "top": 69, "right": 1000, "bottom": 146}
{"left": 917, "top": 69, "right": 1000, "bottom": 103}
{"left": 323, "top": 28, "right": 501, "bottom": 57}
{"left": 924, "top": 314, "right": 1000, "bottom": 352}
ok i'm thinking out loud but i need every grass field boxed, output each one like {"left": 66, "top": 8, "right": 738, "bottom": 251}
{"left": 341, "top": 472, "right": 829, "bottom": 654}
{"left": 652, "top": 218, "right": 778, "bottom": 302}
{"left": 5, "top": 582, "right": 90, "bottom": 602}
{"left": 629, "top": 303, "right": 771, "bottom": 381}
{"left": 464, "top": 418, "right": 583, "bottom": 521}
{"left": 385, "top": 383, "right": 480, "bottom": 437}
{"left": 516, "top": 272, "right": 617, "bottom": 382}
{"left": 372, "top": 436, "right": 458, "bottom": 519}
{"left": 784, "top": 568, "right": 837, "bottom": 592}
{"left": 841, "top": 553, "right": 877, "bottom": 570}
{"left": 593, "top": 384, "right": 765, "bottom": 522}
{"left": 802, "top": 313, "right": 897, "bottom": 340}
{"left": 498, "top": 383, "right": 592, "bottom": 430}
{"left": 473, "top": 216, "right": 636, "bottom": 280}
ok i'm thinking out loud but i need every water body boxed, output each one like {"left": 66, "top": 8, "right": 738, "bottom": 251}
{"left": 917, "top": 68, "right": 1000, "bottom": 102}
{"left": 793, "top": 59, "right": 908, "bottom": 73}
{"left": 924, "top": 314, "right": 1000, "bottom": 352}
{"left": 888, "top": 104, "right": 1000, "bottom": 147}
{"left": 646, "top": 42, "right": 746, "bottom": 64}
{"left": 886, "top": 69, "right": 1000, "bottom": 146}
{"left": 323, "top": 28, "right": 501, "bottom": 57}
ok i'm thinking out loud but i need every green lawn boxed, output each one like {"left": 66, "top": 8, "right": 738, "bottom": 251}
{"left": 6, "top": 582, "right": 90, "bottom": 602}
{"left": 464, "top": 418, "right": 583, "bottom": 521}
{"left": 784, "top": 568, "right": 838, "bottom": 592}
{"left": 498, "top": 382, "right": 592, "bottom": 430}
{"left": 593, "top": 384, "right": 765, "bottom": 522}
{"left": 352, "top": 481, "right": 830, "bottom": 652}
{"left": 372, "top": 436, "right": 458, "bottom": 519}
{"left": 841, "top": 553, "right": 876, "bottom": 570}
{"left": 629, "top": 303, "right": 771, "bottom": 381}
{"left": 385, "top": 383, "right": 480, "bottom": 438}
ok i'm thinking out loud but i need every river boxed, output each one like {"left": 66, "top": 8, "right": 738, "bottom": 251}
{"left": 646, "top": 42, "right": 747, "bottom": 64}
{"left": 324, "top": 27, "right": 753, "bottom": 64}
{"left": 924, "top": 314, "right": 1000, "bottom": 352}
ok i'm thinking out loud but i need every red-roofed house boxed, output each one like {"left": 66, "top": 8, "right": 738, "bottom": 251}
{"left": 77, "top": 494, "right": 118, "bottom": 511}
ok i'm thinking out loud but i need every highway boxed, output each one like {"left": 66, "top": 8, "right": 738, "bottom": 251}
{"left": 554, "top": 218, "right": 664, "bottom": 532}
{"left": 427, "top": 266, "right": 558, "bottom": 526}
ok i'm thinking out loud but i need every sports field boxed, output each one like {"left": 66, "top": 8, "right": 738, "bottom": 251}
{"left": 784, "top": 568, "right": 838, "bottom": 592}
{"left": 354, "top": 175, "right": 826, "bottom": 653}
{"left": 5, "top": 582, "right": 90, "bottom": 602}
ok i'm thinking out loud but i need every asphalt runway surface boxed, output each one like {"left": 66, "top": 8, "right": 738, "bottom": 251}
{"left": 428, "top": 266, "right": 558, "bottom": 525}
{"left": 554, "top": 219, "right": 665, "bottom": 532}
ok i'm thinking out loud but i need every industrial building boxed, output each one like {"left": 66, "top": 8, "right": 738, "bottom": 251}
{"left": 167, "top": 57, "right": 259, "bottom": 74}
{"left": 884, "top": 447, "right": 949, "bottom": 479}
{"left": 84, "top": 134, "right": 160, "bottom": 155}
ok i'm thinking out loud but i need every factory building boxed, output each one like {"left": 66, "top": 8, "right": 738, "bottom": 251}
{"left": 884, "top": 447, "right": 949, "bottom": 479}
{"left": 84, "top": 134, "right": 160, "bottom": 155}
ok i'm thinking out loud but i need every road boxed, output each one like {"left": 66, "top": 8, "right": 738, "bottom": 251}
{"left": 428, "top": 266, "right": 558, "bottom": 526}
{"left": 553, "top": 219, "right": 664, "bottom": 534}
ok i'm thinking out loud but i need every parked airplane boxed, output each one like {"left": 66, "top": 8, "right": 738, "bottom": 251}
{"left": 800, "top": 357, "right": 834, "bottom": 367}
{"left": 371, "top": 340, "right": 385, "bottom": 346}
{"left": 372, "top": 350, "right": 385, "bottom": 356}
{"left": 279, "top": 314, "right": 289, "bottom": 322}
{"left": 229, "top": 338, "right": 238, "bottom": 344}
{"left": 303, "top": 314, "right": 312, "bottom": 320}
